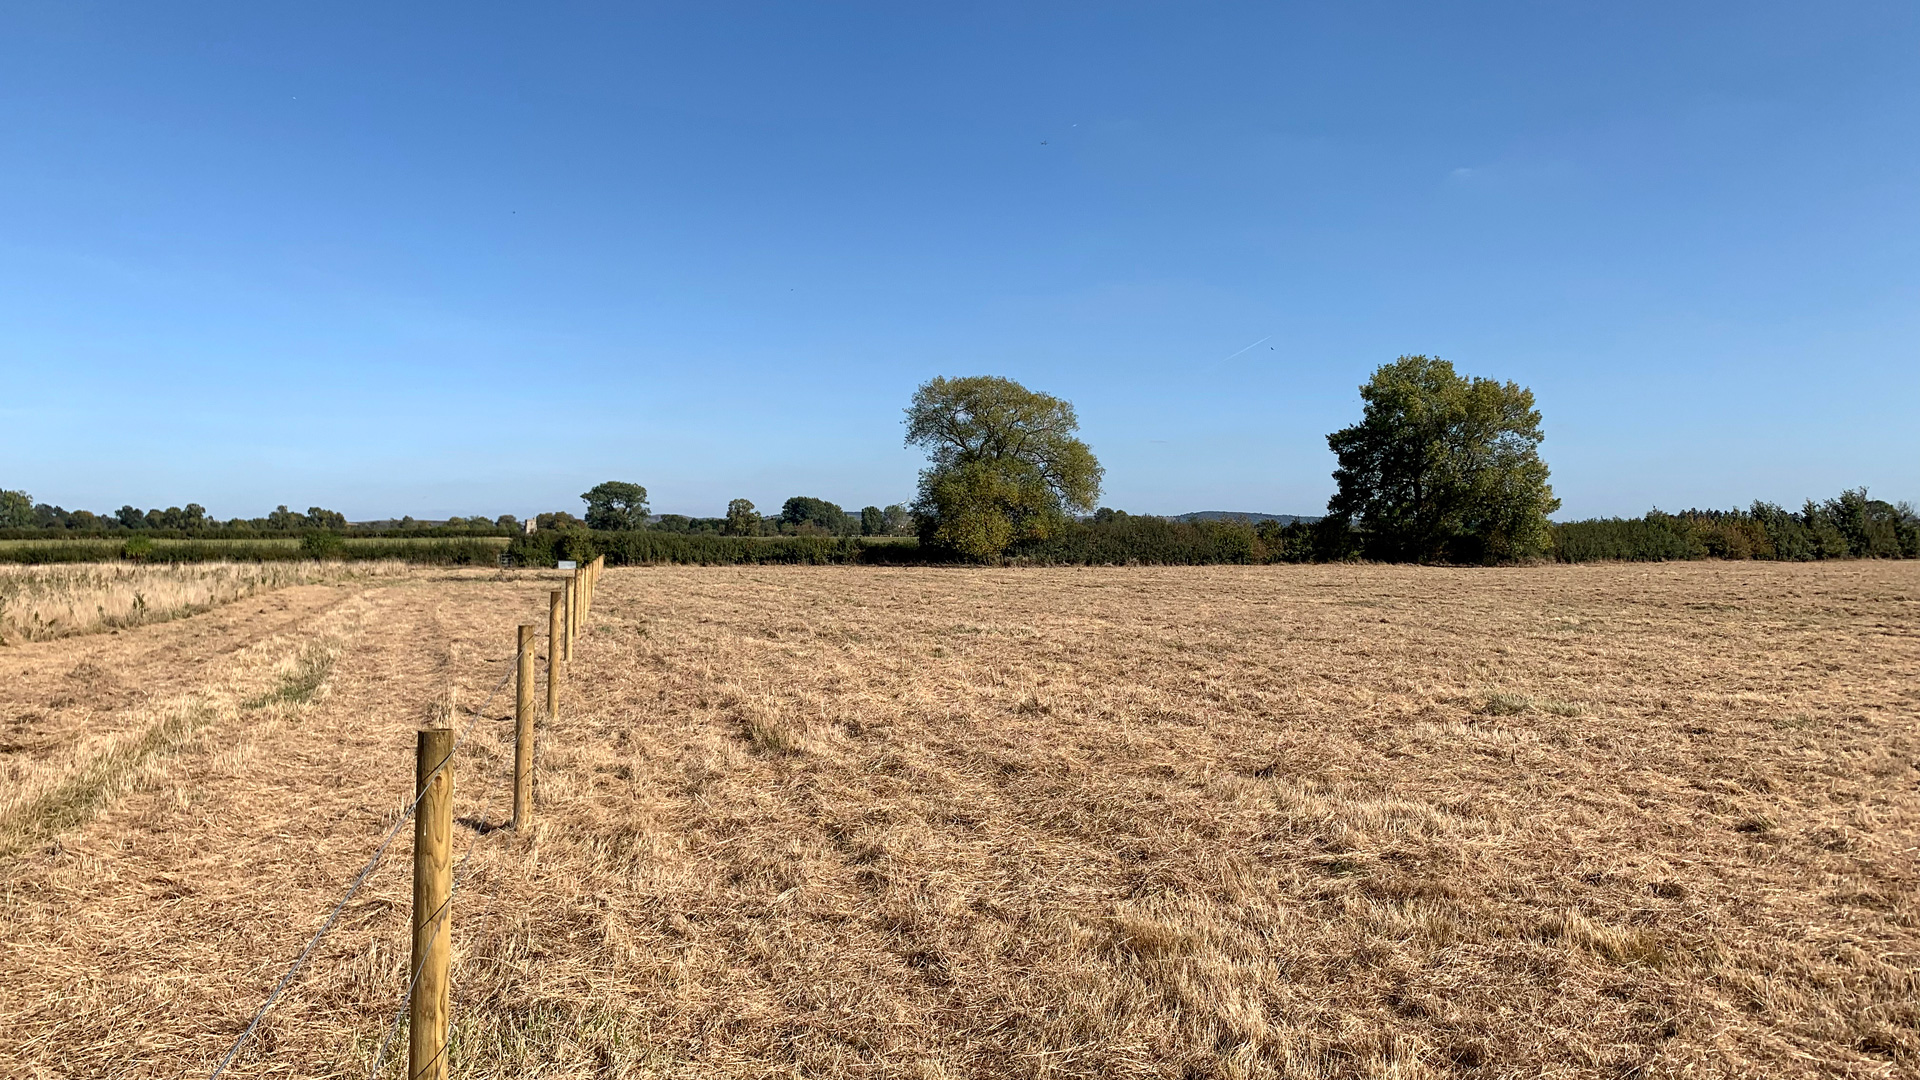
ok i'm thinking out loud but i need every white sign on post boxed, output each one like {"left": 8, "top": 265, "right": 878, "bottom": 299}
{"left": 557, "top": 559, "right": 578, "bottom": 570}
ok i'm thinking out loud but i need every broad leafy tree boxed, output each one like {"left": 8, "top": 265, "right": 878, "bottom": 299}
{"left": 881, "top": 504, "right": 913, "bottom": 535}
{"left": 859, "top": 505, "right": 885, "bottom": 535}
{"left": 724, "top": 498, "right": 761, "bottom": 536}
{"left": 0, "top": 489, "right": 33, "bottom": 529}
{"left": 905, "top": 375, "right": 1102, "bottom": 558}
{"left": 305, "top": 506, "right": 347, "bottom": 530}
{"left": 581, "top": 481, "right": 649, "bottom": 531}
{"left": 1326, "top": 355, "right": 1558, "bottom": 563}
{"left": 780, "top": 496, "right": 845, "bottom": 533}
{"left": 0, "top": 486, "right": 33, "bottom": 526}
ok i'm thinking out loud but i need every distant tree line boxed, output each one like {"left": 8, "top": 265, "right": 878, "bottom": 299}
{"left": 13, "top": 356, "right": 1912, "bottom": 566}
{"left": 0, "top": 490, "right": 523, "bottom": 538}
{"left": 995, "top": 496, "right": 1918, "bottom": 566}
{"left": 1551, "top": 491, "right": 1919, "bottom": 562}
{"left": 540, "top": 483, "right": 915, "bottom": 539}
{"left": 886, "top": 362, "right": 1914, "bottom": 565}
{"left": 506, "top": 530, "right": 926, "bottom": 568}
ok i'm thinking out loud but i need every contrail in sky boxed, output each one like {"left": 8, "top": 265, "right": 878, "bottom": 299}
{"left": 1218, "top": 335, "right": 1271, "bottom": 363}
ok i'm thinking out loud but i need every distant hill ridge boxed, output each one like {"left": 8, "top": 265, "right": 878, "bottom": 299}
{"left": 1175, "top": 511, "right": 1320, "bottom": 525}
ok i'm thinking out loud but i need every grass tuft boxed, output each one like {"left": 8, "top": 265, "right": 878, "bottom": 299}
{"left": 742, "top": 712, "right": 805, "bottom": 755}
{"left": 1535, "top": 910, "right": 1670, "bottom": 967}
{"left": 246, "top": 646, "right": 337, "bottom": 709}
{"left": 0, "top": 702, "right": 212, "bottom": 859}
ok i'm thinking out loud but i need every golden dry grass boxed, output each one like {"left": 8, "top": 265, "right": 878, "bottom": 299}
{"left": 0, "top": 561, "right": 406, "bottom": 644}
{"left": 1, "top": 561, "right": 1916, "bottom": 1078}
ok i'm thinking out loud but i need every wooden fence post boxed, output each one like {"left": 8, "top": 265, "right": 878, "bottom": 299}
{"left": 547, "top": 588, "right": 564, "bottom": 721}
{"left": 562, "top": 578, "right": 574, "bottom": 662}
{"left": 410, "top": 728, "right": 453, "bottom": 1080}
{"left": 513, "top": 624, "right": 535, "bottom": 830}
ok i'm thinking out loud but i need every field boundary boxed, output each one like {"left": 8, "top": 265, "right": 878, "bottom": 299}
{"left": 206, "top": 556, "right": 603, "bottom": 1080}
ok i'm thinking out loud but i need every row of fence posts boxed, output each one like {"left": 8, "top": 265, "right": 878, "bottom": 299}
{"left": 407, "top": 555, "right": 601, "bottom": 1080}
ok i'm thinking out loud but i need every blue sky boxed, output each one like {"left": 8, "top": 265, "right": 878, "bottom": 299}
{"left": 3, "top": 2, "right": 1916, "bottom": 521}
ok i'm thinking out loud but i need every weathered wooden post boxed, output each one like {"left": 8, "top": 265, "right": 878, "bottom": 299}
{"left": 547, "top": 588, "right": 565, "bottom": 720}
{"left": 410, "top": 728, "right": 453, "bottom": 1080}
{"left": 562, "top": 577, "right": 574, "bottom": 662}
{"left": 513, "top": 624, "right": 535, "bottom": 829}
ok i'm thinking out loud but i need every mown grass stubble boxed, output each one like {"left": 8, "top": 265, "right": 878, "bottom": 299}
{"left": 0, "top": 561, "right": 1914, "bottom": 1078}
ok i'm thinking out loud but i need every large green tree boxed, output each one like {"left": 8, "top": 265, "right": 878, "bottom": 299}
{"left": 905, "top": 375, "right": 1102, "bottom": 558}
{"left": 0, "top": 489, "right": 33, "bottom": 529}
{"left": 1326, "top": 355, "right": 1558, "bottom": 563}
{"left": 581, "top": 481, "right": 649, "bottom": 531}
{"left": 723, "top": 498, "right": 761, "bottom": 536}
{"left": 779, "top": 496, "right": 846, "bottom": 534}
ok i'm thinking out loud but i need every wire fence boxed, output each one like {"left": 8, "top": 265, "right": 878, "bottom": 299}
{"left": 205, "top": 557, "right": 603, "bottom": 1080}
{"left": 366, "top": 695, "right": 524, "bottom": 1078}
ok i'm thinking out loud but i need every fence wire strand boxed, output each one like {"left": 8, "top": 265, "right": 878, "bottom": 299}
{"left": 365, "top": 770, "right": 514, "bottom": 1077}
{"left": 369, "top": 586, "right": 590, "bottom": 1076}
{"left": 206, "top": 660, "right": 518, "bottom": 1080}
{"left": 210, "top": 567, "right": 595, "bottom": 1080}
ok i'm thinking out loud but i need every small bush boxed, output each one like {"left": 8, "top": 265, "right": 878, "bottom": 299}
{"left": 300, "top": 532, "right": 345, "bottom": 559}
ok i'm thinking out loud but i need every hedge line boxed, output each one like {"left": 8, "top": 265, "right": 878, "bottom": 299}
{"left": 15, "top": 500, "right": 1906, "bottom": 569}
{"left": 512, "top": 504, "right": 1920, "bottom": 569}
{"left": 1009, "top": 516, "right": 1302, "bottom": 565}
{"left": 1550, "top": 493, "right": 1919, "bottom": 563}
{"left": 506, "top": 519, "right": 1330, "bottom": 567}
{"left": 0, "top": 526, "right": 518, "bottom": 541}
{"left": 506, "top": 531, "right": 935, "bottom": 567}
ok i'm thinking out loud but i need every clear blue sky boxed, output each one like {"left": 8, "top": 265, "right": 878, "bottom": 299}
{"left": 4, "top": 3, "right": 1916, "bottom": 521}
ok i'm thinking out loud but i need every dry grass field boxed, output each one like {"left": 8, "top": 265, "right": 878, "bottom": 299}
{"left": 1, "top": 562, "right": 1915, "bottom": 1078}
{"left": 0, "top": 561, "right": 404, "bottom": 644}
